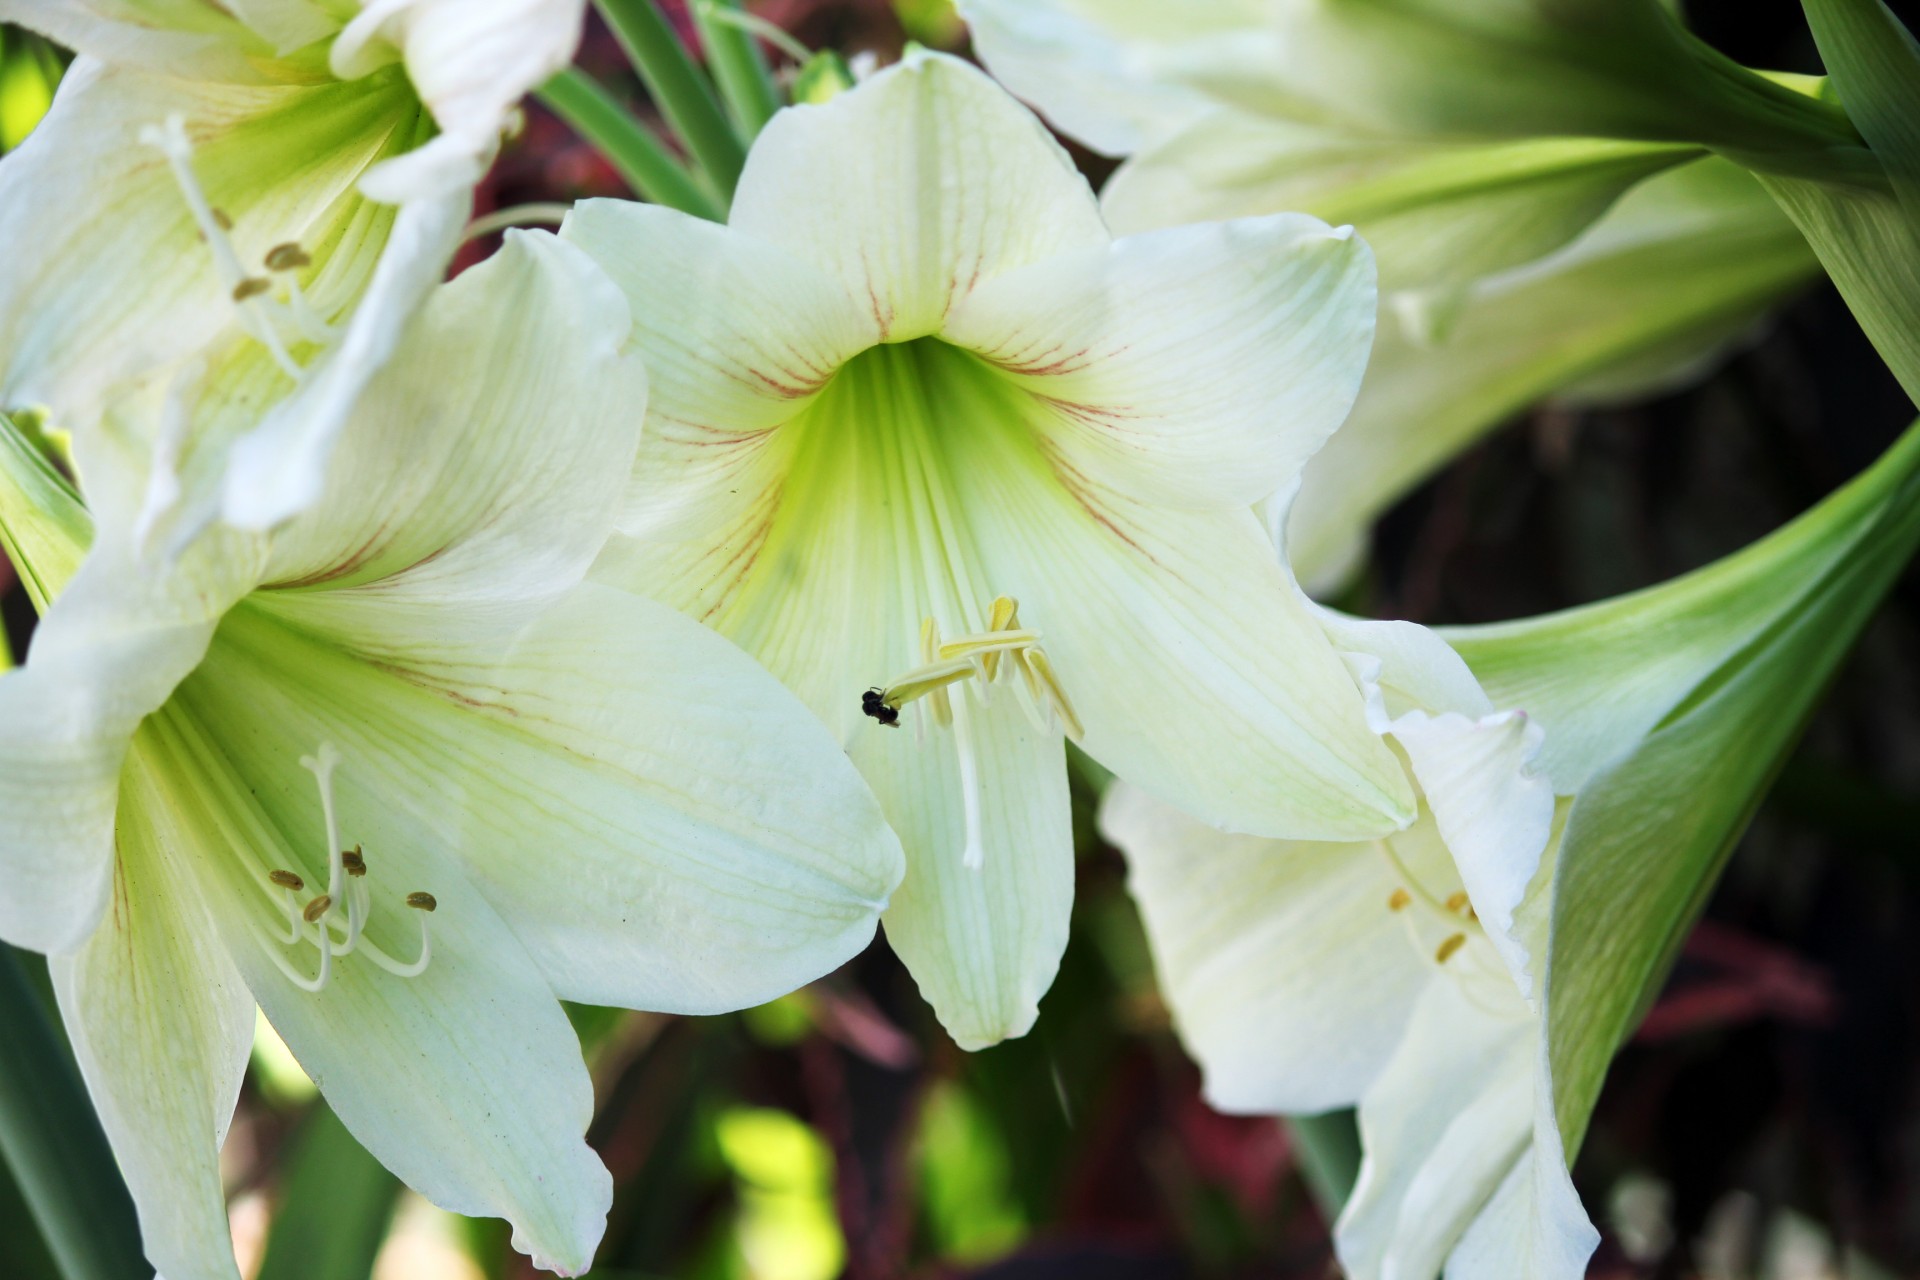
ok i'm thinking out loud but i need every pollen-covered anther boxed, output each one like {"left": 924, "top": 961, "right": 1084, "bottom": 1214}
{"left": 302, "top": 894, "right": 335, "bottom": 924}
{"left": 268, "top": 869, "right": 305, "bottom": 891}
{"left": 1443, "top": 890, "right": 1470, "bottom": 915}
{"left": 265, "top": 242, "right": 311, "bottom": 272}
{"left": 406, "top": 892, "right": 438, "bottom": 912}
{"left": 341, "top": 844, "right": 367, "bottom": 878}
{"left": 863, "top": 596, "right": 1082, "bottom": 740}
{"left": 1387, "top": 887, "right": 1412, "bottom": 912}
{"left": 1434, "top": 933, "right": 1468, "bottom": 965}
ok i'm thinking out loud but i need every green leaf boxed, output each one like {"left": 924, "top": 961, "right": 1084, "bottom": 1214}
{"left": 595, "top": 0, "right": 747, "bottom": 199}
{"left": 690, "top": 0, "right": 783, "bottom": 139}
{"left": 0, "top": 945, "right": 147, "bottom": 1280}
{"left": 1289, "top": 159, "right": 1820, "bottom": 586}
{"left": 538, "top": 68, "right": 726, "bottom": 221}
{"left": 1762, "top": 0, "right": 1920, "bottom": 404}
{"left": 255, "top": 1102, "right": 402, "bottom": 1280}
{"left": 1445, "top": 416, "right": 1920, "bottom": 1153}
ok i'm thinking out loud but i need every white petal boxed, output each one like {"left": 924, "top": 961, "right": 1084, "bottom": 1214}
{"left": 729, "top": 50, "right": 1108, "bottom": 341}
{"left": 50, "top": 740, "right": 255, "bottom": 1280}
{"left": 222, "top": 582, "right": 904, "bottom": 1013}
{"left": 0, "top": 60, "right": 416, "bottom": 432}
{"left": 346, "top": 0, "right": 588, "bottom": 203}
{"left": 221, "top": 192, "right": 469, "bottom": 532}
{"left": 0, "top": 481, "right": 262, "bottom": 953}
{"left": 1322, "top": 614, "right": 1557, "bottom": 997}
{"left": 866, "top": 694, "right": 1073, "bottom": 1051}
{"left": 957, "top": 0, "right": 1276, "bottom": 156}
{"left": 558, "top": 198, "right": 880, "bottom": 542}
{"left": 1101, "top": 781, "right": 1426, "bottom": 1112}
{"left": 944, "top": 212, "right": 1376, "bottom": 509}
{"left": 246, "top": 231, "right": 643, "bottom": 634}
{"left": 1338, "top": 981, "right": 1533, "bottom": 1280}
{"left": 144, "top": 690, "right": 612, "bottom": 1276}
{"left": 0, "top": 1, "right": 275, "bottom": 80}
{"left": 975, "top": 446, "right": 1414, "bottom": 841}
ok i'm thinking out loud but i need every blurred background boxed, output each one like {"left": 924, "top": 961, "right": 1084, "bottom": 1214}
{"left": 4, "top": 1, "right": 1920, "bottom": 1277}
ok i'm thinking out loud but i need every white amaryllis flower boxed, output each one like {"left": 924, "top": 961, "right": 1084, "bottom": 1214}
{"left": 0, "top": 235, "right": 904, "bottom": 1280}
{"left": 0, "top": 0, "right": 587, "bottom": 529}
{"left": 571, "top": 51, "right": 1414, "bottom": 1049}
{"left": 1104, "top": 616, "right": 1598, "bottom": 1280}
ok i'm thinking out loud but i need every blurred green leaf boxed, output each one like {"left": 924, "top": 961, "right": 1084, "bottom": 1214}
{"left": 916, "top": 1083, "right": 1025, "bottom": 1264}
{"left": 255, "top": 1102, "right": 402, "bottom": 1280}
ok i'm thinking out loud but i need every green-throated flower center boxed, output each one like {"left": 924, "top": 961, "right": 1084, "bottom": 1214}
{"left": 1376, "top": 831, "right": 1517, "bottom": 1014}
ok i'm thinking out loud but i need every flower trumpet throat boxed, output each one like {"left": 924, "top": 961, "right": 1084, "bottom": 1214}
{"left": 861, "top": 596, "right": 1084, "bottom": 740}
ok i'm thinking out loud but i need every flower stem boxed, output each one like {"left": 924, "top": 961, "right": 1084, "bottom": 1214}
{"left": 1286, "top": 1110, "right": 1362, "bottom": 1222}
{"left": 691, "top": 0, "right": 784, "bottom": 140}
{"left": 594, "top": 0, "right": 747, "bottom": 200}
{"left": 537, "top": 68, "right": 724, "bottom": 221}
{"left": 0, "top": 946, "right": 146, "bottom": 1280}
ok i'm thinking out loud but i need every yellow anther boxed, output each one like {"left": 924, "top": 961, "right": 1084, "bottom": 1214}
{"left": 405, "top": 892, "right": 438, "bottom": 912}
{"left": 268, "top": 869, "right": 305, "bottom": 891}
{"left": 232, "top": 277, "right": 272, "bottom": 302}
{"left": 302, "top": 894, "right": 335, "bottom": 924}
{"left": 1387, "top": 887, "right": 1411, "bottom": 912}
{"left": 1434, "top": 933, "right": 1467, "bottom": 965}
{"left": 211, "top": 207, "right": 233, "bottom": 231}
{"left": 1444, "top": 891, "right": 1470, "bottom": 914}
{"left": 264, "top": 242, "right": 311, "bottom": 272}
{"left": 865, "top": 596, "right": 1080, "bottom": 740}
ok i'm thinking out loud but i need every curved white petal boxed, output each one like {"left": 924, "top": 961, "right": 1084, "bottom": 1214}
{"left": 1321, "top": 614, "right": 1557, "bottom": 997}
{"left": 1101, "top": 781, "right": 1426, "bottom": 1113}
{"left": 0, "top": 471, "right": 262, "bottom": 952}
{"left": 0, "top": 60, "right": 416, "bottom": 432}
{"left": 221, "top": 191, "right": 469, "bottom": 532}
{"left": 249, "top": 230, "right": 643, "bottom": 628}
{"left": 559, "top": 198, "right": 880, "bottom": 542}
{"left": 957, "top": 0, "right": 1273, "bottom": 155}
{"left": 224, "top": 582, "right": 904, "bottom": 1014}
{"left": 51, "top": 739, "right": 255, "bottom": 1280}
{"left": 0, "top": 0, "right": 277, "bottom": 81}
{"left": 1338, "top": 980, "right": 1596, "bottom": 1280}
{"left": 144, "top": 690, "right": 611, "bottom": 1276}
{"left": 945, "top": 212, "right": 1376, "bottom": 510}
{"left": 342, "top": 0, "right": 588, "bottom": 203}
{"left": 729, "top": 50, "right": 1108, "bottom": 341}
{"left": 867, "top": 692, "right": 1073, "bottom": 1051}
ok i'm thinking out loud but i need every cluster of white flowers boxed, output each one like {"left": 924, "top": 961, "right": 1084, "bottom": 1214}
{"left": 0, "top": 1, "right": 1915, "bottom": 1277}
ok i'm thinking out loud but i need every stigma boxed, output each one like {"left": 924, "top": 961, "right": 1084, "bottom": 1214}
{"left": 255, "top": 744, "right": 436, "bottom": 994}
{"left": 140, "top": 114, "right": 337, "bottom": 382}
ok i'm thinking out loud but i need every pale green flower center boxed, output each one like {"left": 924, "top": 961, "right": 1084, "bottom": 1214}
{"left": 1377, "top": 830, "right": 1516, "bottom": 1013}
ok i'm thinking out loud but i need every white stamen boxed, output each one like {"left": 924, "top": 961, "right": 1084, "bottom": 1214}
{"left": 950, "top": 696, "right": 987, "bottom": 872}
{"left": 141, "top": 113, "right": 304, "bottom": 379}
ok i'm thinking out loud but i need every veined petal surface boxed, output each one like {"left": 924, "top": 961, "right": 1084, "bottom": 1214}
{"left": 50, "top": 745, "right": 255, "bottom": 1280}
{"left": 944, "top": 212, "right": 1376, "bottom": 510}
{"left": 728, "top": 51, "right": 1108, "bottom": 340}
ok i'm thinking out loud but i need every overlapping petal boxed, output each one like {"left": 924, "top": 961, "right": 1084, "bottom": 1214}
{"left": 944, "top": 212, "right": 1376, "bottom": 509}
{"left": 728, "top": 51, "right": 1107, "bottom": 341}
{"left": 49, "top": 744, "right": 255, "bottom": 1280}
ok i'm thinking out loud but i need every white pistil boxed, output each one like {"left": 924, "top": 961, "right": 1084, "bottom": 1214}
{"left": 137, "top": 114, "right": 307, "bottom": 378}
{"left": 259, "top": 744, "right": 435, "bottom": 991}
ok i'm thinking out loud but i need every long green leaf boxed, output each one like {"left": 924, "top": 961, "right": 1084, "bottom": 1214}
{"left": 690, "top": 0, "right": 782, "bottom": 139}
{"left": 538, "top": 68, "right": 725, "bottom": 221}
{"left": 255, "top": 1102, "right": 402, "bottom": 1280}
{"left": 595, "top": 0, "right": 747, "bottom": 199}
{"left": 0, "top": 946, "right": 147, "bottom": 1280}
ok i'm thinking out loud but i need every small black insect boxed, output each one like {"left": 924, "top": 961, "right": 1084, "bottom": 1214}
{"left": 861, "top": 687, "right": 900, "bottom": 727}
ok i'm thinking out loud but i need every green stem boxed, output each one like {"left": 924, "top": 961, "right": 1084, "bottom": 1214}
{"left": 1285, "top": 1110, "right": 1362, "bottom": 1222}
{"left": 691, "top": 0, "right": 783, "bottom": 139}
{"left": 537, "top": 68, "right": 723, "bottom": 221}
{"left": 255, "top": 1103, "right": 400, "bottom": 1280}
{"left": 594, "top": 0, "right": 747, "bottom": 200}
{"left": 0, "top": 947, "right": 147, "bottom": 1280}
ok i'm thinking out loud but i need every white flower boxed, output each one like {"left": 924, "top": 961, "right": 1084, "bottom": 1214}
{"left": 0, "top": 234, "right": 904, "bottom": 1280}
{"left": 1104, "top": 616, "right": 1599, "bottom": 1280}
{"left": 569, "top": 51, "right": 1415, "bottom": 1048}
